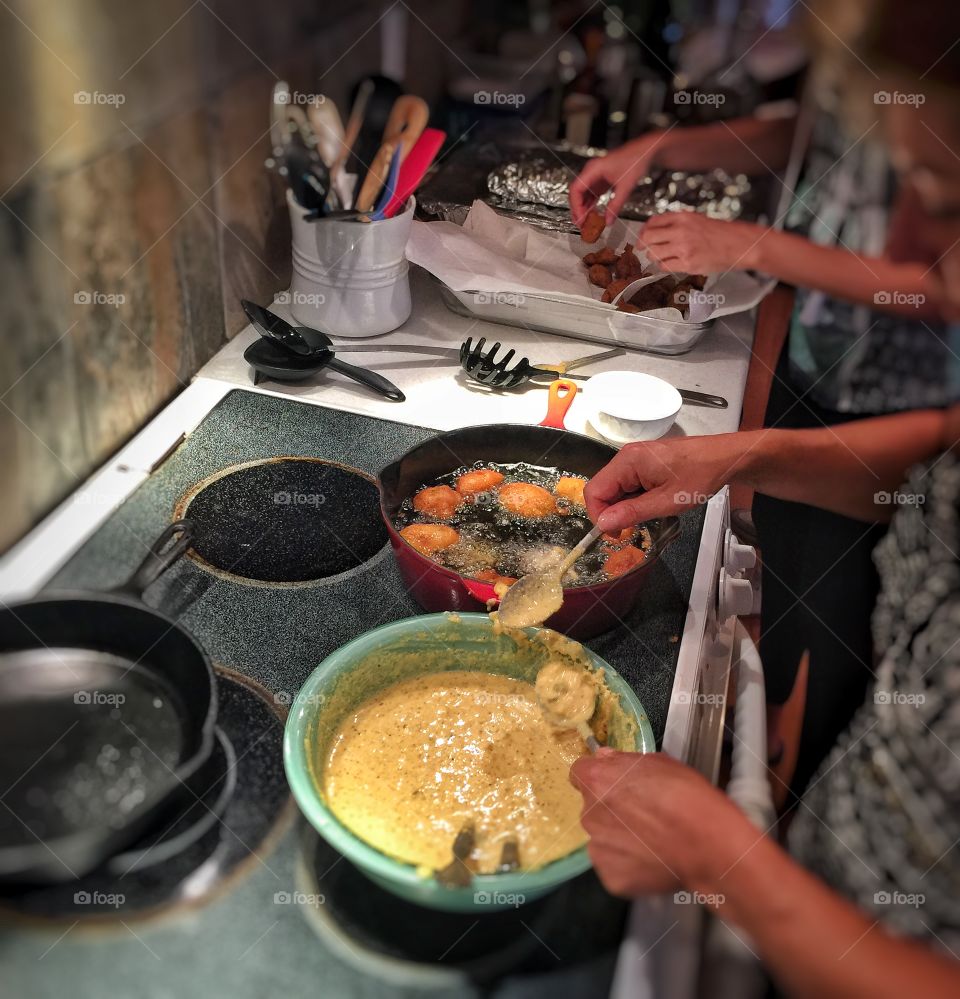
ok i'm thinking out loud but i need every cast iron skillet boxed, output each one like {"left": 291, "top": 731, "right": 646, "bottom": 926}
{"left": 379, "top": 425, "right": 681, "bottom": 639}
{"left": 0, "top": 520, "right": 218, "bottom": 884}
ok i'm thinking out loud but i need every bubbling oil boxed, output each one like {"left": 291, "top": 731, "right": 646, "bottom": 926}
{"left": 394, "top": 462, "right": 650, "bottom": 586}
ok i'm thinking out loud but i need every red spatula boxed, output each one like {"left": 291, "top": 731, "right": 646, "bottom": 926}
{"left": 382, "top": 127, "right": 446, "bottom": 218}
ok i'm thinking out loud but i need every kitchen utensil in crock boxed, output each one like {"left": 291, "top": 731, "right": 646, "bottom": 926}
{"left": 379, "top": 426, "right": 681, "bottom": 638}
{"left": 0, "top": 520, "right": 218, "bottom": 884}
{"left": 370, "top": 145, "right": 403, "bottom": 220}
{"left": 460, "top": 337, "right": 623, "bottom": 388}
{"left": 381, "top": 127, "right": 446, "bottom": 219}
{"left": 496, "top": 524, "right": 603, "bottom": 631}
{"left": 538, "top": 378, "right": 578, "bottom": 429}
{"left": 283, "top": 613, "right": 655, "bottom": 911}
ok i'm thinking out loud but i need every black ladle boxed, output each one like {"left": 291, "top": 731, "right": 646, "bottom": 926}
{"left": 241, "top": 301, "right": 405, "bottom": 401}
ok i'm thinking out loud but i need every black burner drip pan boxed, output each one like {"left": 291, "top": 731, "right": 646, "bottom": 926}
{"left": 176, "top": 457, "right": 387, "bottom": 583}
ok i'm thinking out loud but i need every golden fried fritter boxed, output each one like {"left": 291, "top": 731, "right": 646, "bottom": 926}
{"left": 579, "top": 209, "right": 605, "bottom": 244}
{"left": 498, "top": 482, "right": 557, "bottom": 518}
{"left": 412, "top": 485, "right": 461, "bottom": 519}
{"left": 456, "top": 469, "right": 505, "bottom": 496}
{"left": 400, "top": 523, "right": 461, "bottom": 555}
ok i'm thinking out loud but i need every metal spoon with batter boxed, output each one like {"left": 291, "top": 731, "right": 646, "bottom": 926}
{"left": 496, "top": 524, "right": 604, "bottom": 630}
{"left": 535, "top": 660, "right": 601, "bottom": 753}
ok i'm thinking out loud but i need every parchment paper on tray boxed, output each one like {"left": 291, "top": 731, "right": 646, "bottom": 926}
{"left": 407, "top": 200, "right": 773, "bottom": 326}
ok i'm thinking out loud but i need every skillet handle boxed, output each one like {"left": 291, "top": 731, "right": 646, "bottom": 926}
{"left": 538, "top": 378, "right": 578, "bottom": 429}
{"left": 115, "top": 520, "right": 194, "bottom": 597}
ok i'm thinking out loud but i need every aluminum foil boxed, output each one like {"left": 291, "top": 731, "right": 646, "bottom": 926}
{"left": 486, "top": 157, "right": 750, "bottom": 224}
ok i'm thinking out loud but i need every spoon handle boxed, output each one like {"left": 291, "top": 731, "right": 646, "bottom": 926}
{"left": 577, "top": 720, "right": 601, "bottom": 753}
{"left": 560, "top": 524, "right": 603, "bottom": 576}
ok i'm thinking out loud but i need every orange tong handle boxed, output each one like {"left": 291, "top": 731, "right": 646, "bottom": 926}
{"left": 539, "top": 378, "right": 578, "bottom": 429}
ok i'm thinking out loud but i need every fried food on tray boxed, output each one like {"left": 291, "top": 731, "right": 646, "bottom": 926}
{"left": 601, "top": 278, "right": 633, "bottom": 304}
{"left": 499, "top": 482, "right": 557, "bottom": 518}
{"left": 412, "top": 484, "right": 462, "bottom": 519}
{"left": 613, "top": 244, "right": 644, "bottom": 281}
{"left": 579, "top": 209, "right": 605, "bottom": 244}
{"left": 587, "top": 264, "right": 612, "bottom": 288}
{"left": 603, "top": 544, "right": 647, "bottom": 578}
{"left": 630, "top": 279, "right": 673, "bottom": 312}
{"left": 555, "top": 476, "right": 587, "bottom": 507}
{"left": 456, "top": 468, "right": 505, "bottom": 496}
{"left": 400, "top": 523, "right": 461, "bottom": 555}
{"left": 616, "top": 301, "right": 640, "bottom": 313}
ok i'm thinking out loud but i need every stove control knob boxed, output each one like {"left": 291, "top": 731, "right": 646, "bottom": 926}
{"left": 724, "top": 530, "right": 757, "bottom": 572}
{"left": 719, "top": 568, "right": 755, "bottom": 620}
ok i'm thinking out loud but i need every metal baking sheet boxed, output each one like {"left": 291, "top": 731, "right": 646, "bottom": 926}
{"left": 436, "top": 280, "right": 710, "bottom": 356}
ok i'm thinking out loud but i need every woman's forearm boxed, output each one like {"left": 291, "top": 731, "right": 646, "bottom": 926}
{"left": 744, "top": 227, "right": 942, "bottom": 319}
{"left": 695, "top": 820, "right": 960, "bottom": 999}
{"left": 732, "top": 411, "right": 947, "bottom": 520}
{"left": 651, "top": 114, "right": 797, "bottom": 175}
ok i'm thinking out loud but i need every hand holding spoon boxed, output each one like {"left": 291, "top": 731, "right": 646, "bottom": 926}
{"left": 496, "top": 524, "right": 603, "bottom": 629}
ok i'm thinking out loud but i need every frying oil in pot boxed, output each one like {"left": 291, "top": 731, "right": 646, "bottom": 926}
{"left": 392, "top": 462, "right": 651, "bottom": 585}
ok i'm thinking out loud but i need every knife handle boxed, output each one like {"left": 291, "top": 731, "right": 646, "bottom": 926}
{"left": 678, "top": 389, "right": 728, "bottom": 409}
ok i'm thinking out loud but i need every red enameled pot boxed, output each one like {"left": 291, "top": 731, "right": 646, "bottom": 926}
{"left": 378, "top": 425, "right": 680, "bottom": 639}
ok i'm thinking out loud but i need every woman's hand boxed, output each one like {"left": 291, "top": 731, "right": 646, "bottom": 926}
{"left": 570, "top": 751, "right": 750, "bottom": 897}
{"left": 583, "top": 435, "right": 747, "bottom": 531}
{"left": 640, "top": 214, "right": 763, "bottom": 274}
{"left": 570, "top": 132, "right": 672, "bottom": 227}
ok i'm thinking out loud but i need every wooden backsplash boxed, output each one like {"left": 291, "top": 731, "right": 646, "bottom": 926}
{"left": 0, "top": 0, "right": 463, "bottom": 553}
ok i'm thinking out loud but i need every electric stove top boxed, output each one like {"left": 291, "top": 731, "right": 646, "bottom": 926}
{"left": 0, "top": 388, "right": 705, "bottom": 999}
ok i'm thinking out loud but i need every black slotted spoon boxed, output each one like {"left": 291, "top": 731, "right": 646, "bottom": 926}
{"left": 460, "top": 338, "right": 623, "bottom": 388}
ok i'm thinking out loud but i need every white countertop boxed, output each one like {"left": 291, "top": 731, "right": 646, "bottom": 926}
{"left": 201, "top": 266, "right": 755, "bottom": 440}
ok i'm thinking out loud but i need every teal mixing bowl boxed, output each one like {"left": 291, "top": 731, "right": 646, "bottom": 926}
{"left": 283, "top": 612, "right": 655, "bottom": 912}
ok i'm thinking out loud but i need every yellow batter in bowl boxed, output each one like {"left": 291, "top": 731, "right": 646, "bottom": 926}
{"left": 322, "top": 670, "right": 588, "bottom": 874}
